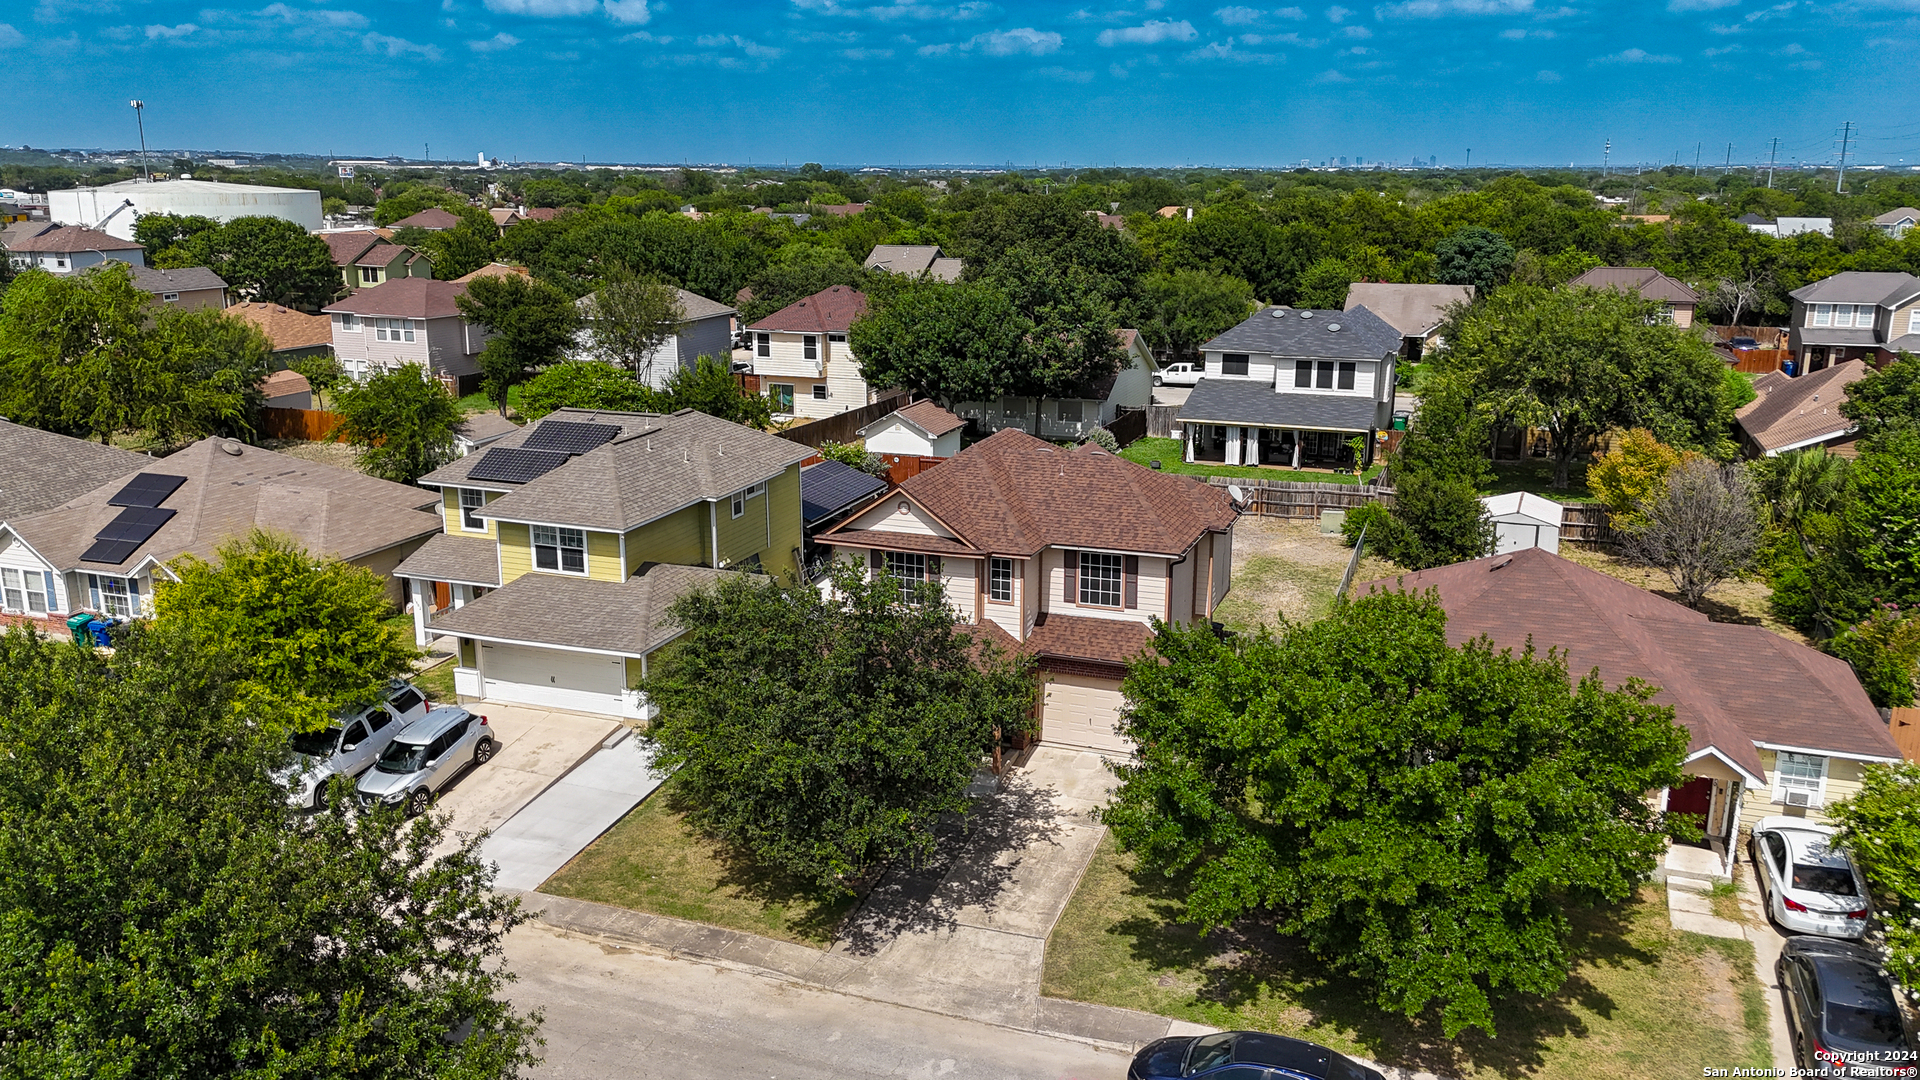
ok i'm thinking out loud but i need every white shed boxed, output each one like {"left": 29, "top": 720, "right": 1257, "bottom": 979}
{"left": 1482, "top": 491, "right": 1564, "bottom": 555}
{"left": 858, "top": 400, "right": 966, "bottom": 459}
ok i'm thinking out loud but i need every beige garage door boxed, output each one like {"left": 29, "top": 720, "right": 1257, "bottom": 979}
{"left": 1041, "top": 672, "right": 1132, "bottom": 757}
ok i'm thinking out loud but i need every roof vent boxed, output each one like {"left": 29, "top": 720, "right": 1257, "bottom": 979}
{"left": 221, "top": 439, "right": 244, "bottom": 456}
{"left": 1488, "top": 556, "right": 1514, "bottom": 572}
{"left": 1270, "top": 308, "right": 1287, "bottom": 318}
{"left": 1327, "top": 322, "right": 1342, "bottom": 332}
{"left": 1299, "top": 311, "right": 1315, "bottom": 320}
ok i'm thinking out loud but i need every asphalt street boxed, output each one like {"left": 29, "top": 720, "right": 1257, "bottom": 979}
{"left": 506, "top": 922, "right": 1131, "bottom": 1080}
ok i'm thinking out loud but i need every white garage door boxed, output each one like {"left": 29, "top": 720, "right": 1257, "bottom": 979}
{"left": 479, "top": 642, "right": 627, "bottom": 716}
{"left": 1494, "top": 521, "right": 1539, "bottom": 554}
{"left": 1041, "top": 672, "right": 1132, "bottom": 757}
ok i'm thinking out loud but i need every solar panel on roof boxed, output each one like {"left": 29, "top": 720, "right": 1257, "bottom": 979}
{"left": 93, "top": 506, "right": 176, "bottom": 544}
{"left": 467, "top": 446, "right": 572, "bottom": 484}
{"left": 106, "top": 473, "right": 187, "bottom": 508}
{"left": 800, "top": 460, "right": 887, "bottom": 524}
{"left": 521, "top": 420, "right": 620, "bottom": 456}
{"left": 79, "top": 538, "right": 143, "bottom": 565}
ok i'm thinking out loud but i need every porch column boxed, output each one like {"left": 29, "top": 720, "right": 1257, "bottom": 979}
{"left": 409, "top": 578, "right": 430, "bottom": 648}
{"left": 1291, "top": 430, "right": 1303, "bottom": 469}
{"left": 1225, "top": 426, "right": 1243, "bottom": 467}
{"left": 453, "top": 584, "right": 472, "bottom": 610}
{"left": 1184, "top": 429, "right": 1197, "bottom": 464}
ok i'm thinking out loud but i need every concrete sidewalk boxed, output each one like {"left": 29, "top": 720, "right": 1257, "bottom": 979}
{"left": 482, "top": 734, "right": 667, "bottom": 891}
{"left": 430, "top": 702, "right": 622, "bottom": 859}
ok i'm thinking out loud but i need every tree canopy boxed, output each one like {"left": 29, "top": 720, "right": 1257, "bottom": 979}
{"left": 1103, "top": 589, "right": 1690, "bottom": 1037}
{"left": 137, "top": 214, "right": 339, "bottom": 310}
{"left": 457, "top": 274, "right": 580, "bottom": 416}
{"left": 1830, "top": 763, "right": 1920, "bottom": 993}
{"left": 333, "top": 363, "right": 463, "bottom": 484}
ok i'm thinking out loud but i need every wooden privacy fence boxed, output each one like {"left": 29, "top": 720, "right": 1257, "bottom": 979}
{"left": 881, "top": 455, "right": 944, "bottom": 487}
{"left": 1145, "top": 404, "right": 1182, "bottom": 439}
{"left": 776, "top": 391, "right": 911, "bottom": 449}
{"left": 1711, "top": 325, "right": 1789, "bottom": 349}
{"left": 1206, "top": 477, "right": 1393, "bottom": 521}
{"left": 260, "top": 407, "right": 345, "bottom": 442}
{"left": 1107, "top": 407, "right": 1147, "bottom": 448}
{"left": 1557, "top": 503, "right": 1617, "bottom": 549}
{"left": 1725, "top": 349, "right": 1790, "bottom": 374}
{"left": 1889, "top": 707, "right": 1920, "bottom": 763}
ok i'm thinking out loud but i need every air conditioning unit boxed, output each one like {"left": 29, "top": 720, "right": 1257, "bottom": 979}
{"left": 1785, "top": 790, "right": 1813, "bottom": 808}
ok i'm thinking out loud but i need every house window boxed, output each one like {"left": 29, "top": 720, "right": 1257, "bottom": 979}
{"left": 828, "top": 333, "right": 847, "bottom": 344}
{"left": 459, "top": 488, "right": 487, "bottom": 532}
{"left": 883, "top": 551, "right": 926, "bottom": 600}
{"left": 1295, "top": 360, "right": 1313, "bottom": 388}
{"left": 1316, "top": 361, "right": 1335, "bottom": 389}
{"left": 989, "top": 557, "right": 1014, "bottom": 602}
{"left": 1811, "top": 304, "right": 1831, "bottom": 327}
{"left": 336, "top": 313, "right": 361, "bottom": 331}
{"left": 803, "top": 335, "right": 818, "bottom": 360}
{"left": 1337, "top": 362, "right": 1356, "bottom": 390}
{"left": 812, "top": 384, "right": 828, "bottom": 400}
{"left": 98, "top": 577, "right": 133, "bottom": 618}
{"left": 1078, "top": 552, "right": 1123, "bottom": 607}
{"left": 532, "top": 525, "right": 586, "bottom": 574}
{"left": 1002, "top": 397, "right": 1026, "bottom": 418}
{"left": 1221, "top": 353, "right": 1250, "bottom": 376}
{"left": 730, "top": 486, "right": 748, "bottom": 518}
{"left": 360, "top": 266, "right": 380, "bottom": 285}
{"left": 1908, "top": 308, "right": 1920, "bottom": 335}
{"left": 1, "top": 568, "right": 48, "bottom": 614}
{"left": 375, "top": 318, "right": 415, "bottom": 343}
{"left": 54, "top": 257, "right": 67, "bottom": 269}
{"left": 1775, "top": 752, "right": 1827, "bottom": 805}
{"left": 162, "top": 292, "right": 180, "bottom": 303}
{"left": 1057, "top": 399, "right": 1083, "bottom": 423}
{"left": 770, "top": 384, "right": 795, "bottom": 412}
{"left": 755, "top": 332, "right": 771, "bottom": 357}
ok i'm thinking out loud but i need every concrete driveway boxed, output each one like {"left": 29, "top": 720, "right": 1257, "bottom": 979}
{"left": 430, "top": 702, "right": 623, "bottom": 858}
{"left": 1151, "top": 384, "right": 1192, "bottom": 407}
{"left": 482, "top": 733, "right": 667, "bottom": 891}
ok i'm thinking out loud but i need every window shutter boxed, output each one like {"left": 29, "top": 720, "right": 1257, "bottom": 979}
{"left": 869, "top": 549, "right": 882, "bottom": 571}
{"left": 43, "top": 572, "right": 57, "bottom": 609}
{"left": 1124, "top": 556, "right": 1139, "bottom": 609}
{"left": 1062, "top": 550, "right": 1077, "bottom": 602}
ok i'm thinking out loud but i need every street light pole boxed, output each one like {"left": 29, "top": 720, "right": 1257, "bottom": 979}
{"left": 130, "top": 100, "right": 150, "bottom": 182}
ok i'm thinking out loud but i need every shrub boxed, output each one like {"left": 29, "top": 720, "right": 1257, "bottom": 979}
{"left": 1083, "top": 426, "right": 1120, "bottom": 453}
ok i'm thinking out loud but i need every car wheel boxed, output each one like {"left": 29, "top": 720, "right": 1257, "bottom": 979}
{"left": 474, "top": 738, "right": 495, "bottom": 765}
{"left": 312, "top": 783, "right": 328, "bottom": 811}
{"left": 1153, "top": 376, "right": 1163, "bottom": 386}
{"left": 406, "top": 788, "right": 433, "bottom": 817}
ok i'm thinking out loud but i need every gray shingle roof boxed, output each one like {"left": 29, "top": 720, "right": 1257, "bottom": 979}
{"left": 420, "top": 408, "right": 813, "bottom": 532}
{"left": 578, "top": 287, "right": 734, "bottom": 324}
{"left": 1176, "top": 379, "right": 1383, "bottom": 432}
{"left": 0, "top": 420, "right": 150, "bottom": 523}
{"left": 426, "top": 562, "right": 735, "bottom": 656}
{"left": 1201, "top": 306, "right": 1402, "bottom": 360}
{"left": 1793, "top": 328, "right": 1882, "bottom": 348}
{"left": 1343, "top": 283, "right": 1473, "bottom": 338}
{"left": 391, "top": 532, "right": 502, "bottom": 587}
{"left": 121, "top": 264, "right": 228, "bottom": 294}
{"left": 1790, "top": 272, "right": 1920, "bottom": 306}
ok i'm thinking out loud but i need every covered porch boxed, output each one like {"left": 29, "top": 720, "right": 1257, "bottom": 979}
{"left": 1185, "top": 423, "right": 1371, "bottom": 471}
{"left": 1656, "top": 751, "right": 1760, "bottom": 884}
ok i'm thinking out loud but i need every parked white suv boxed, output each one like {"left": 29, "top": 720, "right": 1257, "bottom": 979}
{"left": 1751, "top": 816, "right": 1872, "bottom": 938}
{"left": 1154, "top": 363, "right": 1201, "bottom": 387}
{"left": 275, "top": 679, "right": 432, "bottom": 809}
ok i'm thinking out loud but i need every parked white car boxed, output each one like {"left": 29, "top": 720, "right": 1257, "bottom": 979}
{"left": 1154, "top": 362, "right": 1201, "bottom": 387}
{"left": 1751, "top": 816, "right": 1872, "bottom": 938}
{"left": 275, "top": 679, "right": 432, "bottom": 809}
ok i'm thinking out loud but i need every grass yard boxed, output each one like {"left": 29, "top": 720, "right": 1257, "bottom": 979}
{"left": 412, "top": 658, "right": 455, "bottom": 706}
{"left": 1044, "top": 834, "right": 1772, "bottom": 1080}
{"left": 538, "top": 778, "right": 860, "bottom": 947}
{"left": 1484, "top": 459, "right": 1595, "bottom": 503}
{"left": 455, "top": 386, "right": 524, "bottom": 417}
{"left": 1213, "top": 518, "right": 1403, "bottom": 634}
{"left": 1120, "top": 438, "right": 1384, "bottom": 485}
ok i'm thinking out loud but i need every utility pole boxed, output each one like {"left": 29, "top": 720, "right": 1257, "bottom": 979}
{"left": 129, "top": 100, "right": 150, "bottom": 182}
{"left": 1693, "top": 142, "right": 1701, "bottom": 176}
{"left": 1767, "top": 137, "right": 1779, "bottom": 189}
{"left": 1724, "top": 142, "right": 1733, "bottom": 175}
{"left": 1465, "top": 148, "right": 1470, "bottom": 169}
{"left": 1836, "top": 120, "right": 1853, "bottom": 194}
{"left": 1603, "top": 138, "right": 1611, "bottom": 177}
{"left": 425, "top": 142, "right": 430, "bottom": 164}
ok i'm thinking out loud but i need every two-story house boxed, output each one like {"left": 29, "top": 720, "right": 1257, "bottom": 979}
{"left": 573, "top": 286, "right": 737, "bottom": 390}
{"left": 396, "top": 408, "right": 812, "bottom": 718}
{"left": 321, "top": 230, "right": 433, "bottom": 294}
{"left": 323, "top": 278, "right": 486, "bottom": 396}
{"left": 1786, "top": 271, "right": 1920, "bottom": 374}
{"left": 951, "top": 329, "right": 1155, "bottom": 442}
{"left": 818, "top": 429, "right": 1237, "bottom": 755}
{"left": 1566, "top": 266, "right": 1700, "bottom": 327}
{"left": 1175, "top": 305, "right": 1402, "bottom": 471}
{"left": 746, "top": 285, "right": 875, "bottom": 420}
{"left": 4, "top": 224, "right": 146, "bottom": 275}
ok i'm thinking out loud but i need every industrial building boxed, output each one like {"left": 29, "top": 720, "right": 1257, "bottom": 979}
{"left": 48, "top": 179, "right": 324, "bottom": 241}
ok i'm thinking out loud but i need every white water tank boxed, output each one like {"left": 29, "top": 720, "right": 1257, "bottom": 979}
{"left": 48, "top": 179, "right": 324, "bottom": 240}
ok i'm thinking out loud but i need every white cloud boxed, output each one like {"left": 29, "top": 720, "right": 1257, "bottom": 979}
{"left": 1535, "top": 67, "right": 1558, "bottom": 79}
{"left": 1276, "top": 5, "right": 1306, "bottom": 14}
{"left": 975, "top": 25, "right": 1061, "bottom": 52}
{"left": 1779, "top": 41, "right": 1803, "bottom": 52}
{"left": 1239, "top": 30, "right": 1310, "bottom": 42}
{"left": 792, "top": 0, "right": 994, "bottom": 20}
{"left": 202, "top": 4, "right": 370, "bottom": 30}
{"left": 483, "top": 0, "right": 597, "bottom": 13}
{"left": 1325, "top": 4, "right": 1351, "bottom": 19}
{"left": 621, "top": 28, "right": 669, "bottom": 40}
{"left": 605, "top": 0, "right": 651, "bottom": 22}
{"left": 1185, "top": 38, "right": 1281, "bottom": 59}
{"left": 146, "top": 22, "right": 197, "bottom": 38}
{"left": 1033, "top": 64, "right": 1093, "bottom": 79}
{"left": 1096, "top": 18, "right": 1197, "bottom": 43}
{"left": 469, "top": 30, "right": 519, "bottom": 49}
{"left": 364, "top": 31, "right": 442, "bottom": 57}
{"left": 1343, "top": 23, "right": 1371, "bottom": 35}
{"left": 1215, "top": 5, "right": 1263, "bottom": 22}
{"left": 1668, "top": 0, "right": 1737, "bottom": 8}
{"left": 1374, "top": 0, "right": 1530, "bottom": 16}
{"left": 840, "top": 45, "right": 894, "bottom": 56}
{"left": 1313, "top": 66, "right": 1351, "bottom": 79}
{"left": 696, "top": 33, "right": 785, "bottom": 56}
{"left": 1499, "top": 26, "right": 1553, "bottom": 36}
{"left": 1595, "top": 45, "right": 1677, "bottom": 61}
{"left": 1703, "top": 42, "right": 1738, "bottom": 54}
{"left": 0, "top": 22, "right": 26, "bottom": 45}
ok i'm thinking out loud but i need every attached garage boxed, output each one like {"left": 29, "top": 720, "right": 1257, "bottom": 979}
{"left": 478, "top": 641, "right": 629, "bottom": 716}
{"left": 1040, "top": 669, "right": 1131, "bottom": 756}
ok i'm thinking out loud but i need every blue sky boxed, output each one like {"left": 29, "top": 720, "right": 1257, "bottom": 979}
{"left": 5, "top": 0, "right": 1919, "bottom": 168}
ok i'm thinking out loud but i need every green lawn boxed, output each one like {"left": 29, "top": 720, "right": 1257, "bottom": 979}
{"left": 538, "top": 778, "right": 860, "bottom": 947}
{"left": 1044, "top": 834, "right": 1771, "bottom": 1080}
{"left": 412, "top": 659, "right": 455, "bottom": 706}
{"left": 1484, "top": 458, "right": 1595, "bottom": 503}
{"left": 455, "top": 385, "right": 524, "bottom": 417}
{"left": 1120, "top": 438, "right": 1383, "bottom": 484}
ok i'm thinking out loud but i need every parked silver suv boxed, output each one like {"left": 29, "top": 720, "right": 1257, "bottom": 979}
{"left": 356, "top": 707, "right": 495, "bottom": 816}
{"left": 276, "top": 680, "right": 431, "bottom": 809}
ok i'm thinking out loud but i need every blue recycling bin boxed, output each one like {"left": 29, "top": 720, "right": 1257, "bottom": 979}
{"left": 1782, "top": 359, "right": 1798, "bottom": 377}
{"left": 88, "top": 619, "right": 117, "bottom": 647}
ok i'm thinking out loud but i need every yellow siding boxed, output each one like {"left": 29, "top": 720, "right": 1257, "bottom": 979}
{"left": 626, "top": 503, "right": 709, "bottom": 572}
{"left": 586, "top": 531, "right": 621, "bottom": 582}
{"left": 1733, "top": 749, "right": 1873, "bottom": 837}
{"left": 624, "top": 656, "right": 643, "bottom": 689}
{"left": 497, "top": 522, "right": 532, "bottom": 584}
{"left": 717, "top": 488, "right": 768, "bottom": 569}
{"left": 765, "top": 463, "right": 804, "bottom": 582}
{"left": 440, "top": 487, "right": 499, "bottom": 539}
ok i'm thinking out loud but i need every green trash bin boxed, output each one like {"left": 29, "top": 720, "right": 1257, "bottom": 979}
{"left": 67, "top": 613, "right": 94, "bottom": 644}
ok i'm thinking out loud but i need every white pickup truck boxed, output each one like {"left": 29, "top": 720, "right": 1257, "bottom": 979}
{"left": 1154, "top": 362, "right": 1201, "bottom": 387}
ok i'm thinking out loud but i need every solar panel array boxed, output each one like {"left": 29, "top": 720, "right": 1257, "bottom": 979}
{"left": 106, "top": 473, "right": 187, "bottom": 508}
{"left": 82, "top": 507, "right": 178, "bottom": 565}
{"left": 467, "top": 447, "right": 573, "bottom": 485}
{"left": 522, "top": 420, "right": 620, "bottom": 456}
{"left": 800, "top": 460, "right": 887, "bottom": 524}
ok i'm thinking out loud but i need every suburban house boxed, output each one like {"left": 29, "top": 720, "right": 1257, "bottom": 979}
{"left": 260, "top": 370, "right": 313, "bottom": 409}
{"left": 1343, "top": 282, "right": 1472, "bottom": 363}
{"left": 323, "top": 278, "right": 488, "bottom": 396}
{"left": 1872, "top": 207, "right": 1920, "bottom": 239}
{"left": 4, "top": 224, "right": 145, "bottom": 275}
{"left": 952, "top": 329, "right": 1155, "bottom": 442}
{"left": 1177, "top": 305, "right": 1402, "bottom": 470}
{"left": 573, "top": 286, "right": 736, "bottom": 390}
{"left": 1356, "top": 548, "right": 1903, "bottom": 878}
{"left": 322, "top": 230, "right": 433, "bottom": 293}
{"left": 1786, "top": 271, "right": 1920, "bottom": 373}
{"left": 454, "top": 262, "right": 532, "bottom": 285}
{"left": 397, "top": 408, "right": 812, "bottom": 718}
{"left": 387, "top": 207, "right": 463, "bottom": 231}
{"left": 0, "top": 420, "right": 148, "bottom": 526}
{"left": 117, "top": 265, "right": 228, "bottom": 309}
{"left": 452, "top": 412, "right": 522, "bottom": 457}
{"left": 0, "top": 437, "right": 443, "bottom": 629}
{"left": 1567, "top": 266, "right": 1700, "bottom": 327}
{"left": 1735, "top": 359, "right": 1869, "bottom": 458}
{"left": 861, "top": 401, "right": 965, "bottom": 459}
{"left": 863, "top": 244, "right": 963, "bottom": 282}
{"left": 818, "top": 429, "right": 1237, "bottom": 755}
{"left": 746, "top": 285, "right": 875, "bottom": 420}
{"left": 797, "top": 459, "right": 886, "bottom": 578}
{"left": 226, "top": 301, "right": 335, "bottom": 364}
{"left": 1481, "top": 491, "right": 1564, "bottom": 554}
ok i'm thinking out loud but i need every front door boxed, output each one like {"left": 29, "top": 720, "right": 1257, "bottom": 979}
{"left": 1668, "top": 776, "right": 1714, "bottom": 823}
{"left": 433, "top": 581, "right": 451, "bottom": 610}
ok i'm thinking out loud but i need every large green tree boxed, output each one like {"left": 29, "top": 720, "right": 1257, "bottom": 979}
{"left": 1347, "top": 377, "right": 1495, "bottom": 569}
{"left": 660, "top": 354, "right": 774, "bottom": 430}
{"left": 0, "top": 621, "right": 539, "bottom": 1077}
{"left": 1840, "top": 352, "right": 1920, "bottom": 447}
{"left": 458, "top": 274, "right": 580, "bottom": 416}
{"left": 191, "top": 216, "right": 340, "bottom": 309}
{"left": 1138, "top": 269, "right": 1256, "bottom": 362}
{"left": 640, "top": 564, "right": 1034, "bottom": 892}
{"left": 1829, "top": 763, "right": 1920, "bottom": 993}
{"left": 848, "top": 280, "right": 1031, "bottom": 406}
{"left": 580, "top": 274, "right": 687, "bottom": 381}
{"left": 521, "top": 361, "right": 655, "bottom": 419}
{"left": 1433, "top": 225, "right": 1516, "bottom": 295}
{"left": 1104, "top": 589, "right": 1690, "bottom": 1037}
{"left": 333, "top": 362, "right": 463, "bottom": 484}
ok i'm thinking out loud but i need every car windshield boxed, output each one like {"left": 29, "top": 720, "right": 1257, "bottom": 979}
{"left": 1792, "top": 864, "right": 1858, "bottom": 896}
{"left": 375, "top": 741, "right": 428, "bottom": 774}
{"left": 1185, "top": 1034, "right": 1238, "bottom": 1075}
{"left": 1828, "top": 1003, "right": 1905, "bottom": 1045}
{"left": 289, "top": 728, "right": 339, "bottom": 757}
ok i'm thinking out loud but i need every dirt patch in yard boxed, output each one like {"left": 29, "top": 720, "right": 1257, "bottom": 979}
{"left": 260, "top": 438, "right": 365, "bottom": 474}
{"left": 1214, "top": 517, "right": 1404, "bottom": 632}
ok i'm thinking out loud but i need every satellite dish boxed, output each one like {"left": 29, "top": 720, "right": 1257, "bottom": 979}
{"left": 1228, "top": 484, "right": 1247, "bottom": 505}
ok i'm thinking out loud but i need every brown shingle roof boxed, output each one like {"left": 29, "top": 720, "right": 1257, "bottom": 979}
{"left": 387, "top": 207, "right": 462, "bottom": 230}
{"left": 0, "top": 419, "right": 149, "bottom": 522}
{"left": 226, "top": 301, "right": 334, "bottom": 351}
{"left": 260, "top": 369, "right": 312, "bottom": 398}
{"left": 1355, "top": 548, "right": 1900, "bottom": 782}
{"left": 1026, "top": 612, "right": 1155, "bottom": 666}
{"left": 1736, "top": 359, "right": 1868, "bottom": 454}
{"left": 826, "top": 429, "right": 1236, "bottom": 558}
{"left": 8, "top": 225, "right": 145, "bottom": 253}
{"left": 748, "top": 285, "right": 867, "bottom": 334}
{"left": 322, "top": 277, "right": 468, "bottom": 319}
{"left": 1567, "top": 266, "right": 1700, "bottom": 305}
{"left": 354, "top": 243, "right": 414, "bottom": 267}
{"left": 321, "top": 230, "right": 382, "bottom": 267}
{"left": 888, "top": 400, "right": 966, "bottom": 439}
{"left": 1343, "top": 282, "right": 1474, "bottom": 338}
{"left": 452, "top": 262, "right": 531, "bottom": 284}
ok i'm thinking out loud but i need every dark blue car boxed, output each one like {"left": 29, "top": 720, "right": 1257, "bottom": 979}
{"left": 1129, "top": 1031, "right": 1385, "bottom": 1080}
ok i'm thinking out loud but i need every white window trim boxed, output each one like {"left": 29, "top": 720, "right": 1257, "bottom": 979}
{"left": 730, "top": 490, "right": 745, "bottom": 519}
{"left": 1771, "top": 751, "right": 1829, "bottom": 808}
{"left": 756, "top": 333, "right": 771, "bottom": 357}
{"left": 989, "top": 557, "right": 1015, "bottom": 604}
{"left": 530, "top": 524, "right": 589, "bottom": 576}
{"left": 1909, "top": 308, "right": 1920, "bottom": 336}
{"left": 1811, "top": 303, "right": 1831, "bottom": 327}
{"left": 336, "top": 313, "right": 362, "bottom": 332}
{"left": 459, "top": 488, "right": 489, "bottom": 533}
{"left": 1078, "top": 551, "right": 1124, "bottom": 609}
{"left": 162, "top": 292, "right": 179, "bottom": 303}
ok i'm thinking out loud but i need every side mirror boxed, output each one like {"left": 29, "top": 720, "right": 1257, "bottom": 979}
{"left": 342, "top": 744, "right": 358, "bottom": 753}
